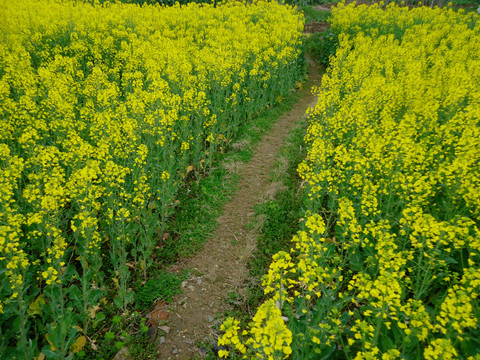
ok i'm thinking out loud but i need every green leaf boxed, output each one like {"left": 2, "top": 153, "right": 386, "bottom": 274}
{"left": 27, "top": 294, "right": 45, "bottom": 317}
{"left": 87, "top": 288, "right": 104, "bottom": 304}
{"left": 92, "top": 312, "right": 106, "bottom": 328}
{"left": 64, "top": 264, "right": 79, "bottom": 281}
{"left": 41, "top": 345, "right": 65, "bottom": 359}
{"left": 125, "top": 291, "right": 134, "bottom": 304}
{"left": 45, "top": 333, "right": 56, "bottom": 351}
{"left": 444, "top": 256, "right": 458, "bottom": 264}
{"left": 113, "top": 296, "right": 123, "bottom": 309}
{"left": 68, "top": 285, "right": 82, "bottom": 304}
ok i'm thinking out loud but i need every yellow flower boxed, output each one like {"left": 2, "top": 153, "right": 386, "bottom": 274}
{"left": 218, "top": 349, "right": 229, "bottom": 358}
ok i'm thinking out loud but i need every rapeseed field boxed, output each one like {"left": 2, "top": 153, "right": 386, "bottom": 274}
{"left": 0, "top": 0, "right": 304, "bottom": 358}
{"left": 219, "top": 2, "right": 480, "bottom": 359}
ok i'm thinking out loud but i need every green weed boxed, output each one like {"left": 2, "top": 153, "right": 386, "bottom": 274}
{"left": 305, "top": 30, "right": 338, "bottom": 68}
{"left": 134, "top": 270, "right": 189, "bottom": 309}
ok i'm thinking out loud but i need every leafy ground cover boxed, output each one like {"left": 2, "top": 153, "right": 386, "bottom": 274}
{"left": 219, "top": 2, "right": 480, "bottom": 359}
{"left": 0, "top": 1, "right": 305, "bottom": 358}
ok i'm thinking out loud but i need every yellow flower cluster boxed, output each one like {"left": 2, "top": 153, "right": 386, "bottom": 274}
{"left": 220, "top": 2, "right": 480, "bottom": 359}
{"left": 218, "top": 299, "right": 293, "bottom": 359}
{"left": 0, "top": 0, "right": 304, "bottom": 357}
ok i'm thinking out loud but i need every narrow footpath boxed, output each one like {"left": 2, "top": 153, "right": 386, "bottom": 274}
{"left": 157, "top": 58, "right": 323, "bottom": 359}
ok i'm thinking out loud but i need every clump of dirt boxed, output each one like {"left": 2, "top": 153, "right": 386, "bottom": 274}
{"left": 155, "top": 58, "right": 323, "bottom": 360}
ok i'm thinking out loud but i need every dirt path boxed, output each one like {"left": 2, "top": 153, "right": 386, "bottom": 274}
{"left": 156, "top": 59, "right": 322, "bottom": 360}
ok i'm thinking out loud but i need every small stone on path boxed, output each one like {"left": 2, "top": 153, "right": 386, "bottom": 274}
{"left": 112, "top": 347, "right": 130, "bottom": 360}
{"left": 159, "top": 325, "right": 170, "bottom": 334}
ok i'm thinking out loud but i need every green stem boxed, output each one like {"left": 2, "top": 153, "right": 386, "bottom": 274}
{"left": 81, "top": 255, "right": 90, "bottom": 335}
{"left": 17, "top": 295, "right": 31, "bottom": 360}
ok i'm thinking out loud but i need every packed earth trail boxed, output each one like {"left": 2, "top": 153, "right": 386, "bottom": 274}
{"left": 156, "top": 59, "right": 323, "bottom": 359}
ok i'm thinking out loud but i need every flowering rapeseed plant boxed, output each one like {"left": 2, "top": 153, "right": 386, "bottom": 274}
{"left": 220, "top": 2, "right": 480, "bottom": 359}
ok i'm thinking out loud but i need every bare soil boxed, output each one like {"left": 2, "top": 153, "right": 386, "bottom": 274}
{"left": 156, "top": 59, "right": 323, "bottom": 360}
{"left": 304, "top": 21, "right": 330, "bottom": 34}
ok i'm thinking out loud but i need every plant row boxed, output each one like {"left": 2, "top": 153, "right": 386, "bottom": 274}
{"left": 0, "top": 0, "right": 304, "bottom": 358}
{"left": 219, "top": 2, "right": 480, "bottom": 359}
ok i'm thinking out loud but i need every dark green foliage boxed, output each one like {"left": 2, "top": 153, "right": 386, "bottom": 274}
{"left": 305, "top": 29, "right": 338, "bottom": 68}
{"left": 135, "top": 270, "right": 189, "bottom": 309}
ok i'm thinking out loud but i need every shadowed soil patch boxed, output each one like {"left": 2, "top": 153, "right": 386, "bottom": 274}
{"left": 305, "top": 21, "right": 329, "bottom": 33}
{"left": 156, "top": 59, "right": 322, "bottom": 359}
